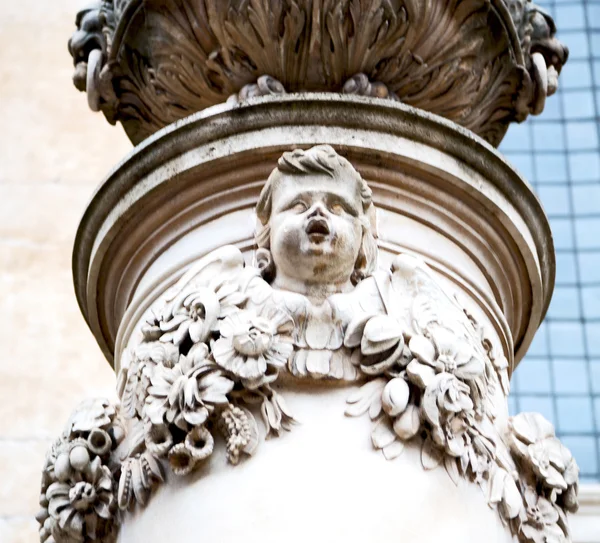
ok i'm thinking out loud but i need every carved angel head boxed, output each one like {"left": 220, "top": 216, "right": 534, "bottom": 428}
{"left": 255, "top": 145, "right": 377, "bottom": 292}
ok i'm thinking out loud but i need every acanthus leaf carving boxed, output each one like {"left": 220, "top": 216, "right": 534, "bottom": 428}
{"left": 67, "top": 0, "right": 568, "bottom": 146}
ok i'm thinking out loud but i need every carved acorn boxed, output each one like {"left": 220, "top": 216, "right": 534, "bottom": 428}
{"left": 381, "top": 378, "right": 410, "bottom": 417}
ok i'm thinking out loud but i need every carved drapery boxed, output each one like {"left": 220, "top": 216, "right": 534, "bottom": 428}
{"left": 67, "top": 0, "right": 567, "bottom": 146}
{"left": 38, "top": 146, "right": 578, "bottom": 543}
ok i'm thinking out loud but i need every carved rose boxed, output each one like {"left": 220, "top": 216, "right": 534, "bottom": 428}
{"left": 408, "top": 327, "right": 485, "bottom": 381}
{"left": 519, "top": 488, "right": 568, "bottom": 543}
{"left": 508, "top": 412, "right": 579, "bottom": 512}
{"left": 145, "top": 344, "right": 234, "bottom": 429}
{"left": 212, "top": 310, "right": 294, "bottom": 389}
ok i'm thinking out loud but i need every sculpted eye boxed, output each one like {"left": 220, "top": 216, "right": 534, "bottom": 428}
{"left": 330, "top": 203, "right": 345, "bottom": 215}
{"left": 291, "top": 201, "right": 308, "bottom": 213}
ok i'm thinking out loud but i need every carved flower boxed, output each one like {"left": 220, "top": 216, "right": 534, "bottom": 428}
{"left": 408, "top": 327, "right": 484, "bottom": 381}
{"left": 145, "top": 344, "right": 234, "bottom": 430}
{"left": 508, "top": 412, "right": 579, "bottom": 512}
{"left": 519, "top": 488, "right": 567, "bottom": 543}
{"left": 39, "top": 455, "right": 116, "bottom": 543}
{"left": 421, "top": 373, "right": 474, "bottom": 457}
{"left": 160, "top": 283, "right": 246, "bottom": 346}
{"left": 212, "top": 310, "right": 294, "bottom": 389}
{"left": 119, "top": 342, "right": 180, "bottom": 419}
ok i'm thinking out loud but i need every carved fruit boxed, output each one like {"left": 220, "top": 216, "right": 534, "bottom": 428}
{"left": 69, "top": 445, "right": 90, "bottom": 471}
{"left": 393, "top": 405, "right": 421, "bottom": 440}
{"left": 382, "top": 378, "right": 410, "bottom": 417}
{"left": 54, "top": 452, "right": 72, "bottom": 482}
{"left": 185, "top": 426, "right": 214, "bottom": 461}
{"left": 168, "top": 443, "right": 196, "bottom": 476}
{"left": 87, "top": 428, "right": 112, "bottom": 456}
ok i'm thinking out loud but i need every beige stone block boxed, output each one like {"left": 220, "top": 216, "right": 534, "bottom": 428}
{"left": 0, "top": 518, "right": 39, "bottom": 543}
{"left": 0, "top": 1, "right": 131, "bottom": 185}
{"left": 0, "top": 183, "right": 94, "bottom": 245}
{"left": 0, "top": 243, "right": 116, "bottom": 439}
{"left": 0, "top": 440, "right": 50, "bottom": 516}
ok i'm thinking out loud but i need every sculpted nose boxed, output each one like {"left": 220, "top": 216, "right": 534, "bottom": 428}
{"left": 307, "top": 203, "right": 327, "bottom": 218}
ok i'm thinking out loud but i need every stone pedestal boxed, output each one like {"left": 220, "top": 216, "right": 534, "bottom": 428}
{"left": 36, "top": 2, "right": 579, "bottom": 543}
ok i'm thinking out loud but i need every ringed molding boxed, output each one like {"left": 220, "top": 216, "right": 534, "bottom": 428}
{"left": 73, "top": 94, "right": 554, "bottom": 369}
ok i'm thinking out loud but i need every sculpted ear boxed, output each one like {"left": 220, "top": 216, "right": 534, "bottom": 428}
{"left": 352, "top": 227, "right": 378, "bottom": 285}
{"left": 256, "top": 181, "right": 272, "bottom": 226}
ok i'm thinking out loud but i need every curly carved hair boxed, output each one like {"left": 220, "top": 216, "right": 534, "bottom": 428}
{"left": 255, "top": 145, "right": 377, "bottom": 285}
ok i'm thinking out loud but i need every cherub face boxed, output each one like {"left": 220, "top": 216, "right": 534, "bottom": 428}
{"left": 269, "top": 173, "right": 364, "bottom": 286}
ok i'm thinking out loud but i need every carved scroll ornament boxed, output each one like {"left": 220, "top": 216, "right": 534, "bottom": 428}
{"left": 39, "top": 146, "right": 578, "bottom": 543}
{"left": 67, "top": 0, "right": 567, "bottom": 146}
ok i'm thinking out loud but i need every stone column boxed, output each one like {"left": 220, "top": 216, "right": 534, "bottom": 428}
{"left": 38, "top": 2, "right": 578, "bottom": 543}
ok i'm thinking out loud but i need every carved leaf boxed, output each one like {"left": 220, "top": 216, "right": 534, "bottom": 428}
{"left": 421, "top": 437, "right": 443, "bottom": 470}
{"left": 444, "top": 456, "right": 460, "bottom": 486}
{"left": 383, "top": 440, "right": 405, "bottom": 461}
{"left": 371, "top": 417, "right": 397, "bottom": 450}
{"left": 345, "top": 378, "right": 387, "bottom": 418}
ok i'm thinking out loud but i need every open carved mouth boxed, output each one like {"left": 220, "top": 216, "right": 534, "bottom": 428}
{"left": 305, "top": 217, "right": 330, "bottom": 240}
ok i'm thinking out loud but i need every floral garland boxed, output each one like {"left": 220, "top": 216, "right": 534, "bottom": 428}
{"left": 343, "top": 311, "right": 579, "bottom": 543}
{"left": 37, "top": 399, "right": 125, "bottom": 543}
{"left": 37, "top": 264, "right": 579, "bottom": 543}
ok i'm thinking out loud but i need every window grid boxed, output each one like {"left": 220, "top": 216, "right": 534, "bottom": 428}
{"left": 501, "top": 0, "right": 600, "bottom": 481}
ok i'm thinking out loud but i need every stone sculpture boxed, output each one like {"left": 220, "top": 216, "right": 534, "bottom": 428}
{"left": 66, "top": 0, "right": 567, "bottom": 146}
{"left": 38, "top": 146, "right": 579, "bottom": 543}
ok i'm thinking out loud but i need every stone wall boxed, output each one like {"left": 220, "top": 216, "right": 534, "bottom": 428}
{"left": 0, "top": 2, "right": 130, "bottom": 541}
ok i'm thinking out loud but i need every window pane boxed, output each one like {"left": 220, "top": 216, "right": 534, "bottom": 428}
{"left": 506, "top": 153, "right": 534, "bottom": 180}
{"left": 556, "top": 397, "right": 594, "bottom": 432}
{"left": 556, "top": 4, "right": 585, "bottom": 30}
{"left": 515, "top": 358, "right": 552, "bottom": 393}
{"left": 592, "top": 360, "right": 600, "bottom": 393}
{"left": 569, "top": 152, "right": 600, "bottom": 182}
{"left": 575, "top": 218, "right": 600, "bottom": 249}
{"left": 561, "top": 61, "right": 592, "bottom": 89}
{"left": 535, "top": 153, "right": 567, "bottom": 183}
{"left": 561, "top": 436, "right": 598, "bottom": 474}
{"left": 547, "top": 287, "right": 581, "bottom": 319}
{"left": 551, "top": 219, "right": 575, "bottom": 250}
{"left": 519, "top": 396, "right": 556, "bottom": 425}
{"left": 533, "top": 122, "right": 565, "bottom": 151}
{"left": 578, "top": 251, "right": 600, "bottom": 282}
{"left": 500, "top": 123, "right": 531, "bottom": 152}
{"left": 539, "top": 185, "right": 571, "bottom": 215}
{"left": 566, "top": 122, "right": 599, "bottom": 150}
{"left": 562, "top": 90, "right": 595, "bottom": 118}
{"left": 572, "top": 185, "right": 600, "bottom": 215}
{"left": 527, "top": 322, "right": 549, "bottom": 356}
{"left": 586, "top": 323, "right": 600, "bottom": 356}
{"left": 548, "top": 321, "right": 585, "bottom": 357}
{"left": 555, "top": 252, "right": 577, "bottom": 284}
{"left": 558, "top": 31, "right": 589, "bottom": 59}
{"left": 553, "top": 358, "right": 589, "bottom": 393}
{"left": 582, "top": 286, "right": 600, "bottom": 319}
